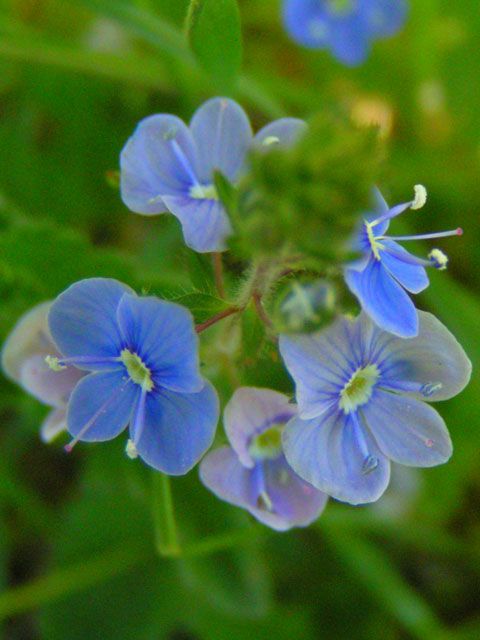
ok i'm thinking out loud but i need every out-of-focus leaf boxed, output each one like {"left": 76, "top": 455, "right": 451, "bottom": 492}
{"left": 173, "top": 292, "right": 231, "bottom": 324}
{"left": 186, "top": 0, "right": 242, "bottom": 90}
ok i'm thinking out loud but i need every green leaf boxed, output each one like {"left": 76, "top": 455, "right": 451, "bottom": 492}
{"left": 173, "top": 292, "right": 231, "bottom": 324}
{"left": 186, "top": 0, "right": 242, "bottom": 89}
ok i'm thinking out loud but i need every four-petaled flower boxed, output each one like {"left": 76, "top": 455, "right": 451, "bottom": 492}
{"left": 47, "top": 278, "right": 219, "bottom": 474}
{"left": 345, "top": 186, "right": 463, "bottom": 338}
{"left": 1, "top": 302, "right": 84, "bottom": 443}
{"left": 120, "top": 97, "right": 307, "bottom": 253}
{"left": 279, "top": 311, "right": 471, "bottom": 505}
{"left": 200, "top": 387, "right": 328, "bottom": 530}
{"left": 283, "top": 0, "right": 408, "bottom": 66}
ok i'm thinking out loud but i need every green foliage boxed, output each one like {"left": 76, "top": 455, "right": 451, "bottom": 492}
{"left": 186, "top": 0, "right": 242, "bottom": 90}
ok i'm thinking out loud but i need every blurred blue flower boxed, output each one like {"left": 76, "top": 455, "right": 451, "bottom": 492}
{"left": 120, "top": 97, "right": 307, "bottom": 253}
{"left": 200, "top": 387, "right": 328, "bottom": 531}
{"left": 279, "top": 311, "right": 471, "bottom": 505}
{"left": 345, "top": 186, "right": 463, "bottom": 337}
{"left": 47, "top": 278, "right": 219, "bottom": 474}
{"left": 283, "top": 0, "right": 408, "bottom": 66}
{"left": 1, "top": 301, "right": 84, "bottom": 443}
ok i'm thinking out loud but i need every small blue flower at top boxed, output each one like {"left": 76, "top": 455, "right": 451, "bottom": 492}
{"left": 200, "top": 387, "right": 328, "bottom": 531}
{"left": 120, "top": 97, "right": 307, "bottom": 253}
{"left": 345, "top": 186, "right": 463, "bottom": 338}
{"left": 283, "top": 0, "right": 408, "bottom": 66}
{"left": 279, "top": 311, "right": 471, "bottom": 505}
{"left": 46, "top": 278, "right": 219, "bottom": 475}
{"left": 1, "top": 301, "right": 84, "bottom": 443}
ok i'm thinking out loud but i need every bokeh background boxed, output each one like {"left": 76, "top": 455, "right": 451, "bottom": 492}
{"left": 0, "top": 1, "right": 479, "bottom": 638}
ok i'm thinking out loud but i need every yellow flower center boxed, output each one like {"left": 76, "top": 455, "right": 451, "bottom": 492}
{"left": 249, "top": 423, "right": 284, "bottom": 461}
{"left": 120, "top": 349, "right": 154, "bottom": 391}
{"left": 339, "top": 365, "right": 379, "bottom": 414}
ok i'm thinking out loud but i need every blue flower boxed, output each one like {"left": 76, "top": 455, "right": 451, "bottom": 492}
{"left": 345, "top": 186, "right": 463, "bottom": 338}
{"left": 120, "top": 97, "right": 307, "bottom": 253}
{"left": 1, "top": 302, "right": 84, "bottom": 443}
{"left": 283, "top": 0, "right": 408, "bottom": 66}
{"left": 47, "top": 278, "right": 219, "bottom": 474}
{"left": 279, "top": 311, "right": 471, "bottom": 505}
{"left": 200, "top": 387, "right": 328, "bottom": 531}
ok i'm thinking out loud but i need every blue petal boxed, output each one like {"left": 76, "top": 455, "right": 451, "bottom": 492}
{"left": 345, "top": 257, "right": 419, "bottom": 337}
{"left": 132, "top": 382, "right": 219, "bottom": 475}
{"left": 362, "top": 390, "right": 452, "bottom": 467}
{"left": 380, "top": 240, "right": 429, "bottom": 294}
{"left": 283, "top": 410, "right": 390, "bottom": 505}
{"left": 162, "top": 195, "right": 232, "bottom": 253}
{"left": 40, "top": 407, "right": 67, "bottom": 443}
{"left": 279, "top": 317, "right": 359, "bottom": 419}
{"left": 328, "top": 17, "right": 371, "bottom": 66}
{"left": 116, "top": 294, "right": 203, "bottom": 393}
{"left": 49, "top": 279, "right": 134, "bottom": 368}
{"left": 363, "top": 0, "right": 408, "bottom": 37}
{"left": 67, "top": 370, "right": 138, "bottom": 442}
{"left": 224, "top": 387, "right": 297, "bottom": 468}
{"left": 283, "top": 0, "right": 330, "bottom": 48}
{"left": 374, "top": 311, "right": 472, "bottom": 402}
{"left": 253, "top": 118, "right": 307, "bottom": 150}
{"left": 189, "top": 97, "right": 252, "bottom": 183}
{"left": 120, "top": 114, "right": 198, "bottom": 214}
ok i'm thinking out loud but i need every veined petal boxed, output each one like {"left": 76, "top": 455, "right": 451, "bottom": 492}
{"left": 48, "top": 278, "right": 133, "bottom": 368}
{"left": 362, "top": 390, "right": 452, "bottom": 466}
{"left": 364, "top": 0, "right": 408, "bottom": 37}
{"left": 20, "top": 354, "right": 83, "bottom": 408}
{"left": 120, "top": 114, "right": 198, "bottom": 214}
{"left": 40, "top": 407, "right": 67, "bottom": 443}
{"left": 67, "top": 370, "right": 138, "bottom": 442}
{"left": 279, "top": 317, "right": 359, "bottom": 419}
{"left": 132, "top": 382, "right": 219, "bottom": 475}
{"left": 345, "top": 258, "right": 419, "bottom": 338}
{"left": 253, "top": 118, "right": 307, "bottom": 150}
{"left": 162, "top": 195, "right": 232, "bottom": 253}
{"left": 381, "top": 240, "right": 429, "bottom": 294}
{"left": 190, "top": 97, "right": 252, "bottom": 183}
{"left": 116, "top": 294, "right": 203, "bottom": 393}
{"left": 376, "top": 311, "right": 472, "bottom": 401}
{"left": 283, "top": 410, "right": 390, "bottom": 505}
{"left": 224, "top": 387, "right": 297, "bottom": 468}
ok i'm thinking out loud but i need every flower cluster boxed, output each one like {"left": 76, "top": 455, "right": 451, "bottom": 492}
{"left": 283, "top": 0, "right": 408, "bottom": 66}
{"left": 2, "top": 96, "right": 472, "bottom": 534}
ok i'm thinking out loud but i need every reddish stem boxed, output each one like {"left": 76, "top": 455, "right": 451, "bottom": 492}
{"left": 253, "top": 292, "right": 273, "bottom": 329}
{"left": 212, "top": 252, "right": 226, "bottom": 299}
{"left": 196, "top": 306, "right": 241, "bottom": 333}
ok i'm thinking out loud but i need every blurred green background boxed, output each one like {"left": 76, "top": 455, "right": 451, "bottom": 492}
{"left": 0, "top": 0, "right": 479, "bottom": 638}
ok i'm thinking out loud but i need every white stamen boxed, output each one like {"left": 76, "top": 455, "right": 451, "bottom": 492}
{"left": 126, "top": 439, "right": 139, "bottom": 459}
{"left": 262, "top": 136, "right": 280, "bottom": 147}
{"left": 428, "top": 248, "right": 448, "bottom": 270}
{"left": 411, "top": 184, "right": 427, "bottom": 210}
{"left": 45, "top": 355, "right": 66, "bottom": 372}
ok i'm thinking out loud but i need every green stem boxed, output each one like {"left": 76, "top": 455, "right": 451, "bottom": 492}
{"left": 152, "top": 473, "right": 181, "bottom": 558}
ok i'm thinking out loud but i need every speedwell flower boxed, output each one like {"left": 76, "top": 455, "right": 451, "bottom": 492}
{"left": 345, "top": 186, "right": 463, "bottom": 338}
{"left": 200, "top": 387, "right": 328, "bottom": 531}
{"left": 283, "top": 0, "right": 408, "bottom": 66}
{"left": 120, "top": 97, "right": 306, "bottom": 253}
{"left": 1, "top": 302, "right": 84, "bottom": 442}
{"left": 279, "top": 311, "right": 471, "bottom": 505}
{"left": 47, "top": 278, "right": 219, "bottom": 474}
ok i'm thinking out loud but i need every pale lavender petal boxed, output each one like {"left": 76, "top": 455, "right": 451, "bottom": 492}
{"left": 40, "top": 408, "right": 67, "bottom": 443}
{"left": 116, "top": 294, "right": 203, "bottom": 393}
{"left": 279, "top": 317, "right": 359, "bottom": 419}
{"left": 49, "top": 278, "right": 134, "bottom": 368}
{"left": 120, "top": 114, "right": 199, "bottom": 214}
{"left": 162, "top": 195, "right": 232, "bottom": 253}
{"left": 20, "top": 354, "right": 83, "bottom": 408}
{"left": 376, "top": 311, "right": 472, "bottom": 402}
{"left": 224, "top": 387, "right": 297, "bottom": 468}
{"left": 189, "top": 97, "right": 252, "bottom": 182}
{"left": 283, "top": 410, "right": 390, "bottom": 505}
{"left": 67, "top": 370, "right": 138, "bottom": 442}
{"left": 253, "top": 118, "right": 307, "bottom": 150}
{"left": 362, "top": 390, "right": 452, "bottom": 466}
